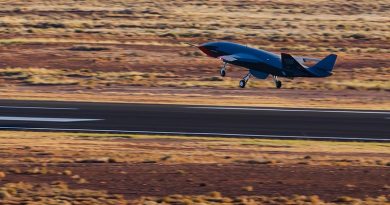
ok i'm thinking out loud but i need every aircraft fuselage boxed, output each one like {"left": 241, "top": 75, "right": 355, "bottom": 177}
{"left": 198, "top": 41, "right": 311, "bottom": 77}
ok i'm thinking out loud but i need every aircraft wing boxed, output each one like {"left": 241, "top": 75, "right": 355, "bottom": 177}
{"left": 293, "top": 56, "right": 321, "bottom": 64}
{"left": 219, "top": 53, "right": 261, "bottom": 63}
{"left": 219, "top": 55, "right": 238, "bottom": 62}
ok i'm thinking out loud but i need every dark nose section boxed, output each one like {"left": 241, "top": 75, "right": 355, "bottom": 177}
{"left": 197, "top": 45, "right": 208, "bottom": 54}
{"left": 197, "top": 45, "right": 216, "bottom": 57}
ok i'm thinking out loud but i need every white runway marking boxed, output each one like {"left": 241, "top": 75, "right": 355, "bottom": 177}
{"left": 187, "top": 106, "right": 390, "bottom": 115}
{"left": 0, "top": 127, "right": 388, "bottom": 141}
{"left": 0, "top": 116, "right": 102, "bottom": 122}
{"left": 0, "top": 106, "right": 78, "bottom": 110}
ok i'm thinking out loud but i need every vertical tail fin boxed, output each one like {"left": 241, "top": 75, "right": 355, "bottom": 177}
{"left": 281, "top": 53, "right": 337, "bottom": 77}
{"left": 307, "top": 54, "right": 337, "bottom": 77}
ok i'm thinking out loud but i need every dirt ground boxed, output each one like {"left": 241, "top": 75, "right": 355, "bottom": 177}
{"left": 0, "top": 1, "right": 389, "bottom": 204}
{"left": 1, "top": 163, "right": 390, "bottom": 202}
{"left": 0, "top": 132, "right": 389, "bottom": 204}
{"left": 0, "top": 0, "right": 388, "bottom": 109}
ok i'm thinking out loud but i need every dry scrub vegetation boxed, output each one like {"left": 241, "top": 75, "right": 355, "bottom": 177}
{"left": 0, "top": 131, "right": 389, "bottom": 166}
{"left": 0, "top": 0, "right": 388, "bottom": 108}
{"left": 137, "top": 193, "right": 390, "bottom": 205}
{"left": 0, "top": 67, "right": 177, "bottom": 87}
{"left": 0, "top": 182, "right": 127, "bottom": 205}
{"left": 0, "top": 131, "right": 389, "bottom": 204}
{"left": 0, "top": 67, "right": 389, "bottom": 91}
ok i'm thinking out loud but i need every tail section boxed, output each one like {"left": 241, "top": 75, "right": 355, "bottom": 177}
{"left": 281, "top": 53, "right": 337, "bottom": 77}
{"left": 307, "top": 54, "right": 337, "bottom": 77}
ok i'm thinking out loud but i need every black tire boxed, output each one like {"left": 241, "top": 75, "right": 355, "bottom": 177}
{"left": 276, "top": 81, "right": 282, "bottom": 89}
{"left": 239, "top": 80, "right": 246, "bottom": 88}
{"left": 220, "top": 69, "right": 226, "bottom": 77}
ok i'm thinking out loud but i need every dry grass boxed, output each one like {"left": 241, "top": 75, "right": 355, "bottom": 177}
{"left": 1, "top": 183, "right": 388, "bottom": 204}
{"left": 0, "top": 68, "right": 176, "bottom": 87}
{"left": 136, "top": 192, "right": 390, "bottom": 205}
{"left": 0, "top": 0, "right": 388, "bottom": 109}
{"left": 0, "top": 131, "right": 389, "bottom": 167}
{"left": 0, "top": 86, "right": 389, "bottom": 110}
{"left": 0, "top": 0, "right": 388, "bottom": 47}
{"left": 0, "top": 131, "right": 389, "bottom": 203}
{"left": 1, "top": 67, "right": 389, "bottom": 91}
{"left": 0, "top": 182, "right": 127, "bottom": 204}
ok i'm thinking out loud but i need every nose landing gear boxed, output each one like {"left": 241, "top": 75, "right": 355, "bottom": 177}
{"left": 220, "top": 62, "right": 227, "bottom": 77}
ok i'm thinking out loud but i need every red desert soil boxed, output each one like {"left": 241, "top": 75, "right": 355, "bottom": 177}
{"left": 1, "top": 164, "right": 389, "bottom": 201}
{"left": 0, "top": 41, "right": 388, "bottom": 109}
{"left": 0, "top": 0, "right": 388, "bottom": 109}
{"left": 0, "top": 132, "right": 389, "bottom": 203}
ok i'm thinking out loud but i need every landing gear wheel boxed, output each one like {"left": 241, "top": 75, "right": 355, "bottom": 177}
{"left": 220, "top": 69, "right": 226, "bottom": 77}
{"left": 239, "top": 80, "right": 246, "bottom": 88}
{"left": 276, "top": 81, "right": 282, "bottom": 89}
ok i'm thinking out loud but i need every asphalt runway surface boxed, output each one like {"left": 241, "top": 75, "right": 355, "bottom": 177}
{"left": 0, "top": 99, "right": 389, "bottom": 141}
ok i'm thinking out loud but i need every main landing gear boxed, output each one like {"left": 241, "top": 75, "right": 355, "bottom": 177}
{"left": 239, "top": 72, "right": 251, "bottom": 88}
{"left": 220, "top": 62, "right": 227, "bottom": 77}
{"left": 272, "top": 75, "right": 282, "bottom": 89}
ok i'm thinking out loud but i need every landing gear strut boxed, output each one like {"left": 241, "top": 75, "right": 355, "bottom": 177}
{"left": 220, "top": 62, "right": 227, "bottom": 77}
{"left": 272, "top": 75, "right": 282, "bottom": 89}
{"left": 239, "top": 72, "right": 251, "bottom": 88}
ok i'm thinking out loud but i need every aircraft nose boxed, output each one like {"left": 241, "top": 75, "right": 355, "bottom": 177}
{"left": 197, "top": 45, "right": 206, "bottom": 52}
{"left": 197, "top": 45, "right": 213, "bottom": 57}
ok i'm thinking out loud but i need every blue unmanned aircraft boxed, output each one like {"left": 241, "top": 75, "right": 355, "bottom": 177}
{"left": 192, "top": 41, "right": 337, "bottom": 89}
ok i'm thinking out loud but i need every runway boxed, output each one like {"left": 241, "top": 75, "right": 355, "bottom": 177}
{"left": 0, "top": 99, "right": 389, "bottom": 141}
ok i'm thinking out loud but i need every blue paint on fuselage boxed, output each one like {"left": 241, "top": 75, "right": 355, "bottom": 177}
{"left": 199, "top": 41, "right": 287, "bottom": 76}
{"left": 197, "top": 41, "right": 337, "bottom": 80}
{"left": 199, "top": 41, "right": 327, "bottom": 78}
